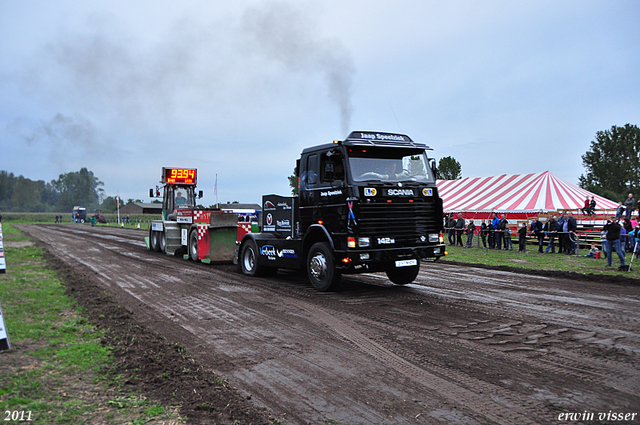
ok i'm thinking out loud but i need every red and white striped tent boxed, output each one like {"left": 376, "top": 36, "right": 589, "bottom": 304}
{"left": 437, "top": 171, "right": 618, "bottom": 220}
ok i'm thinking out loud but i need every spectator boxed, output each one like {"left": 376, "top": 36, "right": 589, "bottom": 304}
{"left": 447, "top": 214, "right": 456, "bottom": 246}
{"left": 581, "top": 197, "right": 591, "bottom": 215}
{"left": 630, "top": 225, "right": 640, "bottom": 254}
{"left": 601, "top": 219, "right": 610, "bottom": 259}
{"left": 556, "top": 213, "right": 566, "bottom": 254}
{"left": 492, "top": 213, "right": 501, "bottom": 249}
{"left": 487, "top": 220, "right": 495, "bottom": 249}
{"left": 616, "top": 202, "right": 624, "bottom": 221}
{"left": 623, "top": 219, "right": 633, "bottom": 252}
{"left": 565, "top": 211, "right": 577, "bottom": 255}
{"left": 499, "top": 214, "right": 512, "bottom": 250}
{"left": 544, "top": 214, "right": 559, "bottom": 253}
{"left": 603, "top": 218, "right": 626, "bottom": 268}
{"left": 624, "top": 193, "right": 635, "bottom": 221}
{"left": 583, "top": 244, "right": 600, "bottom": 258}
{"left": 530, "top": 217, "right": 544, "bottom": 253}
{"left": 454, "top": 213, "right": 466, "bottom": 247}
{"left": 465, "top": 220, "right": 476, "bottom": 248}
{"left": 480, "top": 220, "right": 488, "bottom": 249}
{"left": 518, "top": 223, "right": 528, "bottom": 253}
{"left": 588, "top": 196, "right": 596, "bottom": 216}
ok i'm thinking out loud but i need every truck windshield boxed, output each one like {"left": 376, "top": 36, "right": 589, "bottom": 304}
{"left": 174, "top": 186, "right": 195, "bottom": 208}
{"left": 347, "top": 147, "right": 434, "bottom": 183}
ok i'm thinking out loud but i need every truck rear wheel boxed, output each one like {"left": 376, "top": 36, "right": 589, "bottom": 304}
{"left": 189, "top": 230, "right": 199, "bottom": 261}
{"left": 307, "top": 242, "right": 341, "bottom": 291}
{"left": 386, "top": 262, "right": 420, "bottom": 285}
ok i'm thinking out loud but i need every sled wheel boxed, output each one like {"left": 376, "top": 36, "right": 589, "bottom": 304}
{"left": 386, "top": 262, "right": 420, "bottom": 285}
{"left": 189, "top": 230, "right": 199, "bottom": 261}
{"left": 307, "top": 242, "right": 341, "bottom": 291}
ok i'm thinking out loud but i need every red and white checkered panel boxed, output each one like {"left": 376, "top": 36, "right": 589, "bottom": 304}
{"left": 237, "top": 222, "right": 252, "bottom": 242}
{"left": 197, "top": 224, "right": 209, "bottom": 260}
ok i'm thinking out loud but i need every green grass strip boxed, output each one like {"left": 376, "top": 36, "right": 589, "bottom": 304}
{"left": 0, "top": 223, "right": 181, "bottom": 424}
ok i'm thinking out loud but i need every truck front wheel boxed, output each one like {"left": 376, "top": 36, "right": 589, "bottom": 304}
{"left": 307, "top": 242, "right": 341, "bottom": 291}
{"left": 386, "top": 263, "right": 420, "bottom": 285}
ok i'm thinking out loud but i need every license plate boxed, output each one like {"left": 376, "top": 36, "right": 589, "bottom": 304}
{"left": 395, "top": 259, "right": 417, "bottom": 268}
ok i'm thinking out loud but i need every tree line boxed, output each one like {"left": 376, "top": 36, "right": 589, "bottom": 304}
{"left": 0, "top": 167, "right": 112, "bottom": 213}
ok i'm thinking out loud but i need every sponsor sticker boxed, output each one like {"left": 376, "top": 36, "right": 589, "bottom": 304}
{"left": 423, "top": 188, "right": 433, "bottom": 196}
{"left": 260, "top": 245, "right": 277, "bottom": 260}
{"left": 364, "top": 188, "right": 377, "bottom": 196}
{"left": 277, "top": 249, "right": 298, "bottom": 259}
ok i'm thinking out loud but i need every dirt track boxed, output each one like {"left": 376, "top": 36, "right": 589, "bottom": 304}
{"left": 17, "top": 224, "right": 640, "bottom": 424}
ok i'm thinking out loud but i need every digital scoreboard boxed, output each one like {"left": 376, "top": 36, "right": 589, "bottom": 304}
{"left": 162, "top": 168, "right": 197, "bottom": 185}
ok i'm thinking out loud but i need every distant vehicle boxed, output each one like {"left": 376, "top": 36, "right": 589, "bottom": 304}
{"left": 93, "top": 210, "right": 107, "bottom": 224}
{"left": 72, "top": 206, "right": 87, "bottom": 223}
{"left": 147, "top": 167, "right": 238, "bottom": 262}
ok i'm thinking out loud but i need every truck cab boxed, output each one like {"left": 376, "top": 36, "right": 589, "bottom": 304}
{"left": 238, "top": 131, "right": 445, "bottom": 291}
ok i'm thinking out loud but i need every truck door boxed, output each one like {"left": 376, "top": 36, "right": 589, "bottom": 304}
{"left": 299, "top": 150, "right": 347, "bottom": 238}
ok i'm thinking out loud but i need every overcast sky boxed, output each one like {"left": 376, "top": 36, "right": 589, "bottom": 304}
{"left": 1, "top": 0, "right": 638, "bottom": 206}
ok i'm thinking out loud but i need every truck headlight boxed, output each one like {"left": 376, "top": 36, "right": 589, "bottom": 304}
{"left": 358, "top": 237, "right": 370, "bottom": 247}
{"left": 429, "top": 233, "right": 439, "bottom": 243}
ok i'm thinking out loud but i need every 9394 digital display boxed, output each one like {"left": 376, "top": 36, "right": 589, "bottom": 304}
{"left": 162, "top": 168, "right": 197, "bottom": 185}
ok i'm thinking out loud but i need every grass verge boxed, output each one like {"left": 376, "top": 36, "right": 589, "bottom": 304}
{"left": 0, "top": 223, "right": 182, "bottom": 424}
{"left": 441, "top": 240, "right": 640, "bottom": 279}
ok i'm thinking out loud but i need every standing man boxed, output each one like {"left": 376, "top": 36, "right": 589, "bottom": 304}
{"left": 603, "top": 218, "right": 626, "bottom": 268}
{"left": 454, "top": 213, "right": 466, "bottom": 247}
{"left": 530, "top": 217, "right": 544, "bottom": 253}
{"left": 556, "top": 212, "right": 566, "bottom": 253}
{"left": 624, "top": 193, "right": 635, "bottom": 221}
{"left": 499, "top": 214, "right": 511, "bottom": 250}
{"left": 491, "top": 213, "right": 501, "bottom": 249}
{"left": 465, "top": 220, "right": 476, "bottom": 248}
{"left": 565, "top": 212, "right": 577, "bottom": 255}
{"left": 544, "top": 214, "right": 558, "bottom": 253}
{"left": 480, "top": 220, "right": 488, "bottom": 249}
{"left": 447, "top": 214, "right": 456, "bottom": 245}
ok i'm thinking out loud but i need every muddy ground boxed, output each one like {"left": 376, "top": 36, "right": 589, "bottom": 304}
{"left": 14, "top": 224, "right": 640, "bottom": 424}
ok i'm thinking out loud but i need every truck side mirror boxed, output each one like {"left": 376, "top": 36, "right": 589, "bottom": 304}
{"left": 198, "top": 190, "right": 203, "bottom": 198}
{"left": 149, "top": 188, "right": 154, "bottom": 198}
{"left": 429, "top": 158, "right": 437, "bottom": 177}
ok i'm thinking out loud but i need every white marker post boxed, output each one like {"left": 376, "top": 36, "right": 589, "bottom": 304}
{"left": 0, "top": 302, "right": 10, "bottom": 351}
{"left": 0, "top": 222, "right": 6, "bottom": 274}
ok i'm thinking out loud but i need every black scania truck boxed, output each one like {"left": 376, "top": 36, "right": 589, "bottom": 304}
{"left": 236, "top": 131, "right": 445, "bottom": 291}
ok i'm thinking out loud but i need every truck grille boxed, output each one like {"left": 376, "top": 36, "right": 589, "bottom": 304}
{"left": 357, "top": 200, "right": 442, "bottom": 246}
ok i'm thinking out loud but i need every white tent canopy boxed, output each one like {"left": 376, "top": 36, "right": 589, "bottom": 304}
{"left": 437, "top": 171, "right": 618, "bottom": 213}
